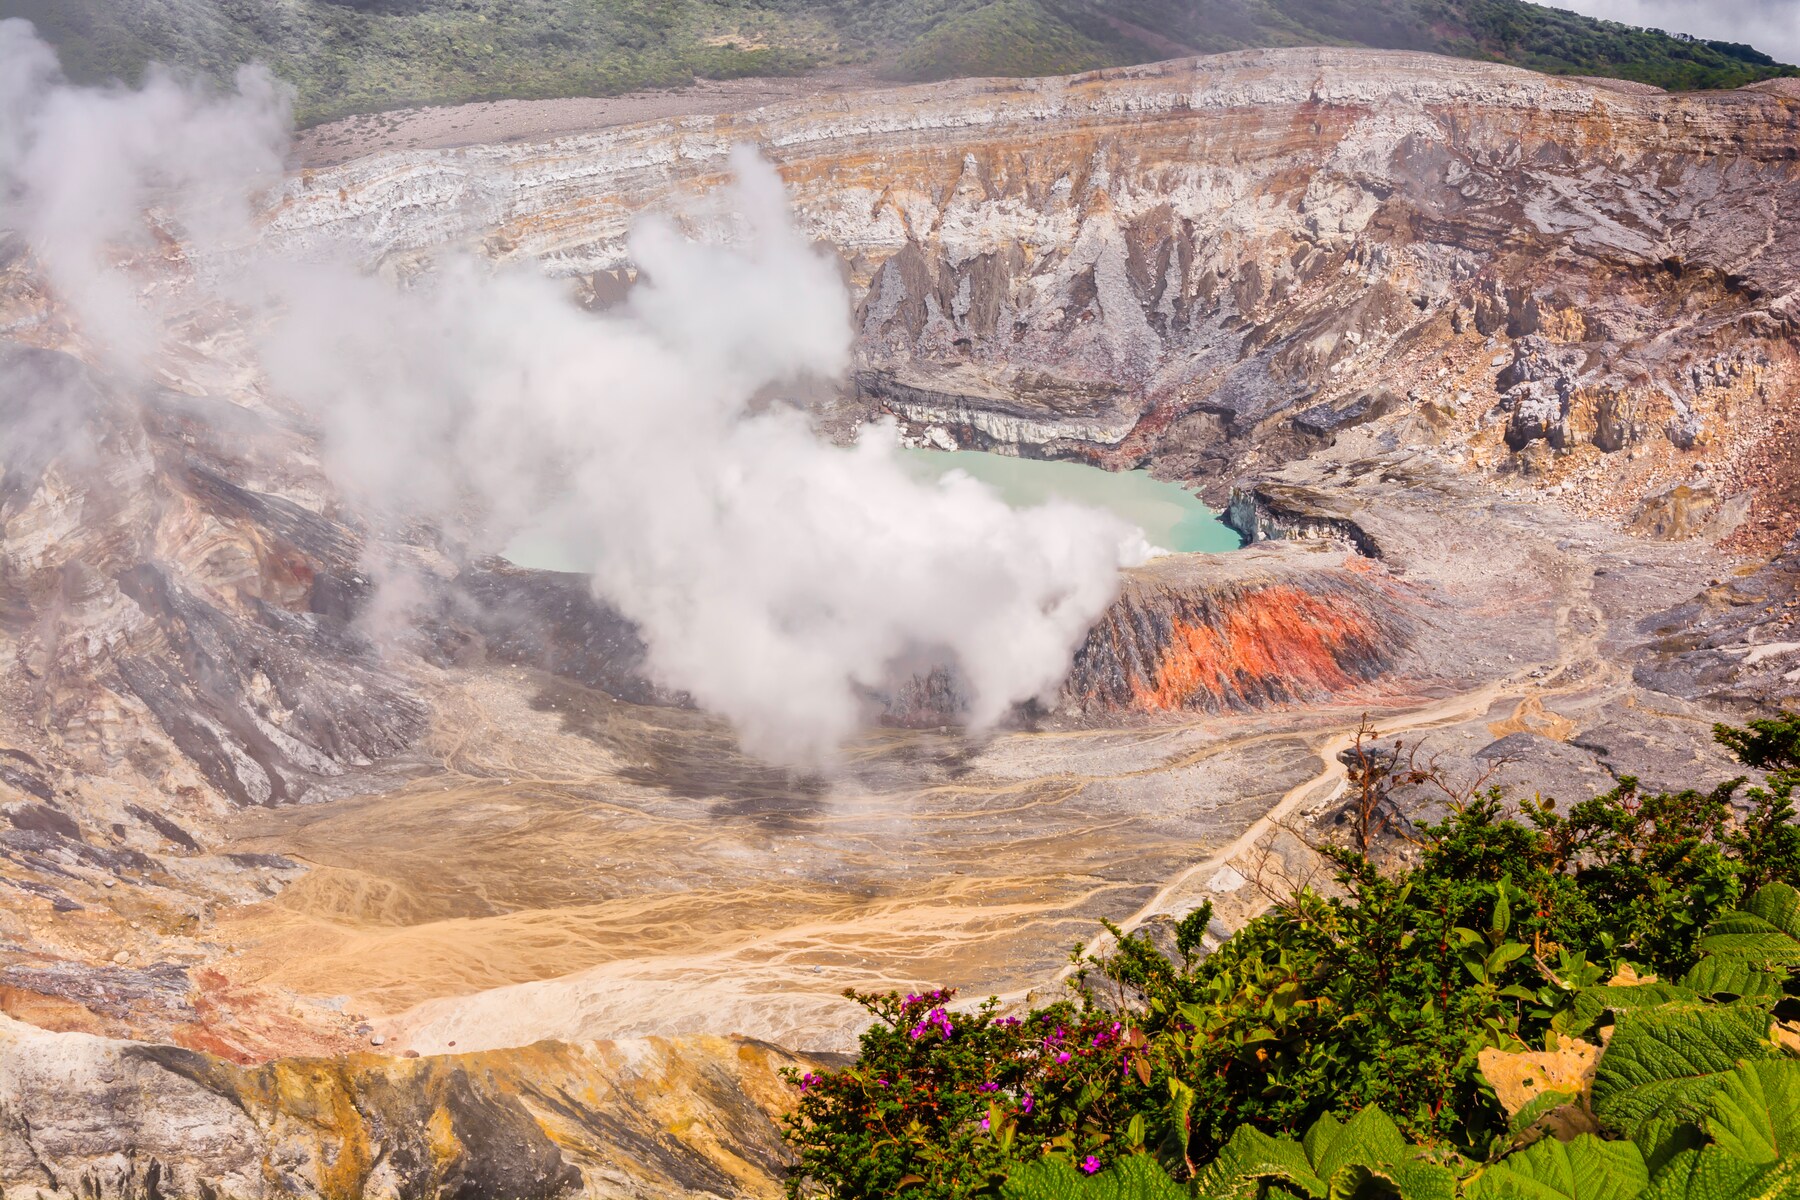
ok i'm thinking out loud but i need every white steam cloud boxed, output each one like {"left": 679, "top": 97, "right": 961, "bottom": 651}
{"left": 0, "top": 21, "right": 290, "bottom": 365}
{"left": 0, "top": 20, "right": 1130, "bottom": 765}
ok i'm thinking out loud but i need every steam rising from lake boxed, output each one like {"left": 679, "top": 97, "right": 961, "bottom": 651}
{"left": 0, "top": 20, "right": 1130, "bottom": 764}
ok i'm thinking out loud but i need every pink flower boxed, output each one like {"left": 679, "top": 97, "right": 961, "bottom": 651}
{"left": 909, "top": 1007, "right": 955, "bottom": 1041}
{"left": 979, "top": 1118, "right": 990, "bottom": 1132}
{"left": 1080, "top": 1156, "right": 1101, "bottom": 1175}
{"left": 1055, "top": 1051, "right": 1071, "bottom": 1064}
{"left": 1020, "top": 1092, "right": 1034, "bottom": 1114}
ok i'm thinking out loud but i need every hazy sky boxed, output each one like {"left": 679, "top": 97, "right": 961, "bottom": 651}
{"left": 1546, "top": 0, "right": 1800, "bottom": 66}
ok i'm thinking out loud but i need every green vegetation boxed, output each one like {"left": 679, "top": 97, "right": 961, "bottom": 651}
{"left": 2, "top": 0, "right": 1792, "bottom": 126}
{"left": 890, "top": 0, "right": 1117, "bottom": 82}
{"left": 781, "top": 714, "right": 1800, "bottom": 1199}
{"left": 0, "top": 0, "right": 832, "bottom": 124}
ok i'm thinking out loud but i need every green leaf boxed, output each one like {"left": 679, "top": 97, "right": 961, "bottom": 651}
{"left": 1630, "top": 1114, "right": 1706, "bottom": 1178}
{"left": 1310, "top": 1107, "right": 1412, "bottom": 1180}
{"left": 1380, "top": 1159, "right": 1459, "bottom": 1200}
{"left": 1679, "top": 958, "right": 1785, "bottom": 1005}
{"left": 1302, "top": 1114, "right": 1343, "bottom": 1174}
{"left": 1506, "top": 1060, "right": 1800, "bottom": 1200}
{"left": 1592, "top": 1002, "right": 1775, "bottom": 1168}
{"left": 1642, "top": 1148, "right": 1799, "bottom": 1200}
{"left": 1703, "top": 1060, "right": 1800, "bottom": 1169}
{"left": 1488, "top": 942, "right": 1532, "bottom": 976}
{"left": 1204, "top": 1125, "right": 1325, "bottom": 1198}
{"left": 1567, "top": 983, "right": 1701, "bottom": 1037}
{"left": 1203, "top": 1108, "right": 1455, "bottom": 1200}
{"left": 1699, "top": 884, "right": 1800, "bottom": 970}
{"left": 1003, "top": 1159, "right": 1087, "bottom": 1200}
{"left": 1003, "top": 1154, "right": 1189, "bottom": 1200}
{"left": 1325, "top": 1164, "right": 1382, "bottom": 1200}
{"left": 1104, "top": 1156, "right": 1192, "bottom": 1200}
{"left": 1466, "top": 1133, "right": 1650, "bottom": 1199}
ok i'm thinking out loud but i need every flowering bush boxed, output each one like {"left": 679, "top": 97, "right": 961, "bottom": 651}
{"left": 781, "top": 716, "right": 1800, "bottom": 1199}
{"left": 781, "top": 989, "right": 1159, "bottom": 1198}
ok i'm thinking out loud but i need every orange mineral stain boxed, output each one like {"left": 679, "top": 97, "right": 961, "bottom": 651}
{"left": 1129, "top": 585, "right": 1381, "bottom": 711}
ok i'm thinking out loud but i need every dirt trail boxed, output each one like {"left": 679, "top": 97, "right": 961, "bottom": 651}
{"left": 1109, "top": 594, "right": 1613, "bottom": 943}
{"left": 1119, "top": 681, "right": 1507, "bottom": 931}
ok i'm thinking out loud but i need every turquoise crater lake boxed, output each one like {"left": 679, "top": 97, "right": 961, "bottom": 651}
{"left": 899, "top": 449, "right": 1241, "bottom": 555}
{"left": 503, "top": 450, "right": 1240, "bottom": 572}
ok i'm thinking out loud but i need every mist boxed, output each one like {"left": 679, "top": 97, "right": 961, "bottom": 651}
{"left": 0, "top": 20, "right": 1131, "bottom": 765}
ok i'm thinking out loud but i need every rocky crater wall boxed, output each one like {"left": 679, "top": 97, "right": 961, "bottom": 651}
{"left": 1224, "top": 484, "right": 1383, "bottom": 559}
{"left": 274, "top": 47, "right": 1800, "bottom": 551}
{"left": 0, "top": 47, "right": 1795, "bottom": 1200}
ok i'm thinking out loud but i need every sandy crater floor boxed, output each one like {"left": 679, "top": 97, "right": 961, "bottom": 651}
{"left": 206, "top": 477, "right": 1746, "bottom": 1058}
{"left": 214, "top": 663, "right": 1352, "bottom": 1053}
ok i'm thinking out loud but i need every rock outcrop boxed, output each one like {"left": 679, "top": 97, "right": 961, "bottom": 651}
{"left": 1064, "top": 548, "right": 1422, "bottom": 714}
{"left": 0, "top": 1014, "right": 816, "bottom": 1199}
{"left": 1225, "top": 484, "right": 1384, "bottom": 558}
{"left": 1634, "top": 534, "right": 1800, "bottom": 710}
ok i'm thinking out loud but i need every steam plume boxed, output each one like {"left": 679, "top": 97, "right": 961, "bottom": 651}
{"left": 0, "top": 21, "right": 1129, "bottom": 764}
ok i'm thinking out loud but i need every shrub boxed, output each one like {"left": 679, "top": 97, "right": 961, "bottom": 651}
{"left": 782, "top": 715, "right": 1800, "bottom": 1198}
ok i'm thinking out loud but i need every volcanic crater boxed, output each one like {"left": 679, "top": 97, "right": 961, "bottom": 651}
{"left": 0, "top": 45, "right": 1797, "bottom": 1199}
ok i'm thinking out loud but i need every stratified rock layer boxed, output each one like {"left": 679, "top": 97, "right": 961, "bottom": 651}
{"left": 0, "top": 1014, "right": 815, "bottom": 1199}
{"left": 274, "top": 48, "right": 1800, "bottom": 550}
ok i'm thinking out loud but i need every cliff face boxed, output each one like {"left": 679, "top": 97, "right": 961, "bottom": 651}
{"left": 0, "top": 336, "right": 435, "bottom": 1061}
{"left": 0, "top": 342, "right": 426, "bottom": 813}
{"left": 276, "top": 48, "right": 1800, "bottom": 551}
{"left": 0, "top": 1014, "right": 815, "bottom": 1199}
